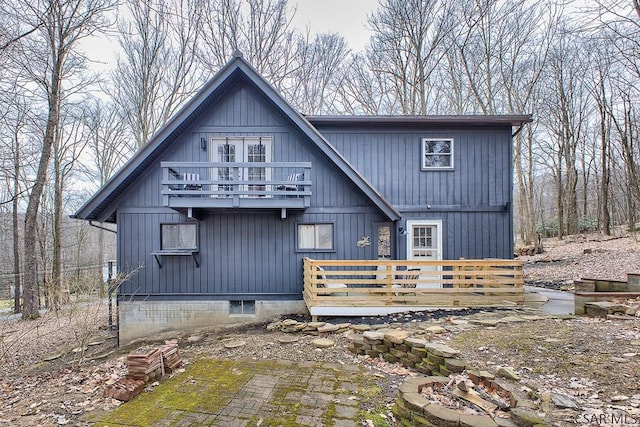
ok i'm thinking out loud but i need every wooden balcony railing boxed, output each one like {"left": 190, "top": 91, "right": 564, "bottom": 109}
{"left": 303, "top": 258, "right": 524, "bottom": 318}
{"left": 161, "top": 161, "right": 311, "bottom": 211}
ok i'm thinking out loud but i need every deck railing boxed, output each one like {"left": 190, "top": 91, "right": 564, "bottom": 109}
{"left": 303, "top": 258, "right": 524, "bottom": 317}
{"left": 160, "top": 161, "right": 311, "bottom": 210}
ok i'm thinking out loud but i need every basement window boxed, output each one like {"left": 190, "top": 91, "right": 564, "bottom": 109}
{"left": 230, "top": 300, "right": 256, "bottom": 315}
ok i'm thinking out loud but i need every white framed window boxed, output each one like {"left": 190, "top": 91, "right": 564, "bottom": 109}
{"left": 211, "top": 136, "right": 272, "bottom": 197}
{"left": 422, "top": 138, "right": 454, "bottom": 170}
{"left": 297, "top": 223, "right": 334, "bottom": 251}
{"left": 161, "top": 223, "right": 198, "bottom": 251}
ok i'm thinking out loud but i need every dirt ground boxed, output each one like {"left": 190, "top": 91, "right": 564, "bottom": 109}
{"left": 1, "top": 232, "right": 640, "bottom": 426}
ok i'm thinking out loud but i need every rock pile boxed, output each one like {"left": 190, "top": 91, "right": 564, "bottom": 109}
{"left": 267, "top": 319, "right": 355, "bottom": 334}
{"left": 346, "top": 329, "right": 467, "bottom": 377}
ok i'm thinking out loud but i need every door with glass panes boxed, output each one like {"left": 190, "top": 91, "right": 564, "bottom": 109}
{"left": 406, "top": 220, "right": 442, "bottom": 288}
{"left": 211, "top": 137, "right": 272, "bottom": 197}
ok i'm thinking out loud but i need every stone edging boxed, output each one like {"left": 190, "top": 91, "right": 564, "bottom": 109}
{"left": 267, "top": 314, "right": 556, "bottom": 426}
{"left": 345, "top": 330, "right": 548, "bottom": 427}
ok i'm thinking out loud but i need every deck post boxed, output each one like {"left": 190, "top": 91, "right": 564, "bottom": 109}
{"left": 162, "top": 166, "right": 169, "bottom": 206}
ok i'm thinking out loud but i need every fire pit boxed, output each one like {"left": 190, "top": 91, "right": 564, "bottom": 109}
{"left": 394, "top": 371, "right": 536, "bottom": 427}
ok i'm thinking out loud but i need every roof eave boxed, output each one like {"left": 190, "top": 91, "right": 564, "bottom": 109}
{"left": 306, "top": 114, "right": 534, "bottom": 127}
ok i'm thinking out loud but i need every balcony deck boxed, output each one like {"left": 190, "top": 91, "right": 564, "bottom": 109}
{"left": 303, "top": 258, "right": 524, "bottom": 320}
{"left": 161, "top": 161, "right": 311, "bottom": 213}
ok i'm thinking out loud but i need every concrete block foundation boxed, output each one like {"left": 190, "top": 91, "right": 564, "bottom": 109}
{"left": 118, "top": 299, "right": 307, "bottom": 345}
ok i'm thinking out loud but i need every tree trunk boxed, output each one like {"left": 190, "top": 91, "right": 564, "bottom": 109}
{"left": 22, "top": 57, "right": 62, "bottom": 320}
{"left": 514, "top": 133, "right": 531, "bottom": 244}
{"left": 51, "top": 161, "right": 63, "bottom": 311}
{"left": 599, "top": 82, "right": 611, "bottom": 236}
{"left": 12, "top": 140, "right": 21, "bottom": 314}
{"left": 565, "top": 163, "right": 579, "bottom": 235}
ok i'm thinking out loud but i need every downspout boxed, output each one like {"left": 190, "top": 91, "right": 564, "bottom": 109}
{"left": 87, "top": 220, "right": 119, "bottom": 343}
{"left": 88, "top": 220, "right": 117, "bottom": 234}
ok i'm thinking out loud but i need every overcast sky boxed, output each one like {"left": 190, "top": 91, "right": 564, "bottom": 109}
{"left": 290, "top": 0, "right": 377, "bottom": 51}
{"left": 83, "top": 0, "right": 377, "bottom": 72}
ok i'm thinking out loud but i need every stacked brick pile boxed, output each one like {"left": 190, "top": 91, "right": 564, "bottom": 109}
{"left": 158, "top": 340, "right": 182, "bottom": 373}
{"left": 347, "top": 329, "right": 467, "bottom": 376}
{"left": 104, "top": 341, "right": 183, "bottom": 402}
{"left": 103, "top": 378, "right": 145, "bottom": 402}
{"left": 126, "top": 347, "right": 164, "bottom": 383}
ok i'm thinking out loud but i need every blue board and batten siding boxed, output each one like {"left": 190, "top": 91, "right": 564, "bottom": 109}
{"left": 315, "top": 125, "right": 513, "bottom": 261}
{"left": 72, "top": 55, "right": 527, "bottom": 343}
{"left": 114, "top": 83, "right": 386, "bottom": 299}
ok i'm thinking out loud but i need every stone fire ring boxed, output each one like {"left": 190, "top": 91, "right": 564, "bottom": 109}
{"left": 396, "top": 375, "right": 518, "bottom": 427}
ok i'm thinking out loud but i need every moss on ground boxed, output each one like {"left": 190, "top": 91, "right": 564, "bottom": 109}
{"left": 94, "top": 359, "right": 250, "bottom": 426}
{"left": 93, "top": 359, "right": 389, "bottom": 426}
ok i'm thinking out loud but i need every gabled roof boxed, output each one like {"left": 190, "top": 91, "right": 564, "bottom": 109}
{"left": 73, "top": 52, "right": 401, "bottom": 222}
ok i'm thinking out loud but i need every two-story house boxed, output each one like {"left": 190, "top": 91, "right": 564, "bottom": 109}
{"left": 74, "top": 52, "right": 531, "bottom": 344}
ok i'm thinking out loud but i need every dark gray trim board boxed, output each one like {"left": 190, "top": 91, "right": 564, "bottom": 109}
{"left": 118, "top": 293, "right": 303, "bottom": 302}
{"left": 306, "top": 115, "right": 532, "bottom": 127}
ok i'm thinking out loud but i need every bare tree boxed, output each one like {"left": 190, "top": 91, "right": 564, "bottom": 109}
{"left": 542, "top": 27, "right": 591, "bottom": 237}
{"left": 83, "top": 98, "right": 131, "bottom": 295}
{"left": 499, "top": 0, "right": 562, "bottom": 250}
{"left": 610, "top": 89, "right": 640, "bottom": 231}
{"left": 287, "top": 32, "right": 350, "bottom": 114}
{"left": 0, "top": 84, "right": 28, "bottom": 312}
{"left": 365, "top": 0, "right": 455, "bottom": 114}
{"left": 584, "top": 38, "right": 616, "bottom": 235}
{"left": 198, "top": 0, "right": 299, "bottom": 92}
{"left": 3, "top": 0, "right": 115, "bottom": 319}
{"left": 337, "top": 53, "right": 396, "bottom": 114}
{"left": 593, "top": 0, "right": 640, "bottom": 232}
{"left": 50, "top": 106, "right": 91, "bottom": 310}
{"left": 84, "top": 99, "right": 134, "bottom": 187}
{"left": 5, "top": 96, "right": 29, "bottom": 313}
{"left": 112, "top": 0, "right": 203, "bottom": 148}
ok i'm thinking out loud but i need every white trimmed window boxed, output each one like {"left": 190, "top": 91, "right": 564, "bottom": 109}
{"left": 161, "top": 223, "right": 198, "bottom": 251}
{"left": 297, "top": 223, "right": 334, "bottom": 251}
{"left": 422, "top": 138, "right": 454, "bottom": 170}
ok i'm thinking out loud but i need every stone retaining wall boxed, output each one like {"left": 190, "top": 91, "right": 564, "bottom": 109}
{"left": 343, "top": 328, "right": 547, "bottom": 426}
{"left": 347, "top": 329, "right": 467, "bottom": 377}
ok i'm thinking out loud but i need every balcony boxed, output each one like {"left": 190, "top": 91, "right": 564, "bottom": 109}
{"left": 161, "top": 162, "right": 311, "bottom": 216}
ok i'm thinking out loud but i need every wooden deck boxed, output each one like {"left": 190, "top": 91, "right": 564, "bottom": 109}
{"left": 303, "top": 258, "right": 524, "bottom": 318}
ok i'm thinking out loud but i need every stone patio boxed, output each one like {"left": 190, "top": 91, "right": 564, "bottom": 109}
{"left": 93, "top": 359, "right": 378, "bottom": 426}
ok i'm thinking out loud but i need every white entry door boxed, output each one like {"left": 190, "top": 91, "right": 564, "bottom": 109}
{"left": 406, "top": 220, "right": 443, "bottom": 288}
{"left": 211, "top": 137, "right": 272, "bottom": 197}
